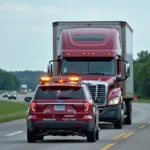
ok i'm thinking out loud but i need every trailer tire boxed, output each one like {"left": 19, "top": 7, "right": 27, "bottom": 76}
{"left": 125, "top": 101, "right": 132, "bottom": 125}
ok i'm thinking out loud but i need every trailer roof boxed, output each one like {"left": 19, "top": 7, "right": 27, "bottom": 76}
{"left": 53, "top": 21, "right": 133, "bottom": 32}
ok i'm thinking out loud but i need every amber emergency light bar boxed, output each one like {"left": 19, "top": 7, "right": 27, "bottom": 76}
{"left": 39, "top": 75, "right": 81, "bottom": 83}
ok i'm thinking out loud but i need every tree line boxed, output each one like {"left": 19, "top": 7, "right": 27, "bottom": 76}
{"left": 0, "top": 69, "right": 20, "bottom": 90}
{"left": 134, "top": 50, "right": 150, "bottom": 98}
{"left": 10, "top": 71, "right": 46, "bottom": 91}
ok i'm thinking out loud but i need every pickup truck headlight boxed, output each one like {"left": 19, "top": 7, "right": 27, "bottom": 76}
{"left": 108, "top": 97, "right": 120, "bottom": 105}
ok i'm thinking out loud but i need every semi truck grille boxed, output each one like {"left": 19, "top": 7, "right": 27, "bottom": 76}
{"left": 88, "top": 85, "right": 106, "bottom": 105}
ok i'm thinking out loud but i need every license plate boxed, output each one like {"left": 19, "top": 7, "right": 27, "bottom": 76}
{"left": 54, "top": 105, "right": 65, "bottom": 111}
{"left": 62, "top": 118, "right": 76, "bottom": 121}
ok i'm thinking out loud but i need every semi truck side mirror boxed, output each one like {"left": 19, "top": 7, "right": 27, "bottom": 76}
{"left": 116, "top": 76, "right": 122, "bottom": 82}
{"left": 124, "top": 62, "right": 130, "bottom": 78}
{"left": 47, "top": 63, "right": 53, "bottom": 77}
{"left": 47, "top": 59, "right": 61, "bottom": 77}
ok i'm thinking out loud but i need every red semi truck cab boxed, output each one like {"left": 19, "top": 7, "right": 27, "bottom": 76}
{"left": 48, "top": 21, "right": 134, "bottom": 129}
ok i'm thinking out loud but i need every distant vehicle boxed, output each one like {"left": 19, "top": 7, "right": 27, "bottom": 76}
{"left": 21, "top": 84, "right": 27, "bottom": 94}
{"left": 2, "top": 92, "right": 9, "bottom": 98}
{"left": 8, "top": 92, "right": 17, "bottom": 100}
{"left": 28, "top": 89, "right": 32, "bottom": 92}
{"left": 12, "top": 91, "right": 17, "bottom": 94}
{"left": 24, "top": 75, "right": 100, "bottom": 143}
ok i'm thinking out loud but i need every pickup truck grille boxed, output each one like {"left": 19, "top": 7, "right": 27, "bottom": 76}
{"left": 88, "top": 85, "right": 106, "bottom": 105}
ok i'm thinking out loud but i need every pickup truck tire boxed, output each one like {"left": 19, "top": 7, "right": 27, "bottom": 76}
{"left": 114, "top": 118, "right": 123, "bottom": 129}
{"left": 87, "top": 128, "right": 96, "bottom": 142}
{"left": 27, "top": 130, "right": 37, "bottom": 143}
{"left": 125, "top": 101, "right": 132, "bottom": 125}
{"left": 37, "top": 136, "right": 44, "bottom": 141}
{"left": 96, "top": 128, "right": 99, "bottom": 140}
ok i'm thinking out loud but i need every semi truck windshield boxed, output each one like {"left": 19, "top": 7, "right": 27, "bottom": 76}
{"left": 62, "top": 57, "right": 115, "bottom": 75}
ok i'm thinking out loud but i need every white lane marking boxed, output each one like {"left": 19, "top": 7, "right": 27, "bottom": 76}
{"left": 6, "top": 131, "right": 23, "bottom": 136}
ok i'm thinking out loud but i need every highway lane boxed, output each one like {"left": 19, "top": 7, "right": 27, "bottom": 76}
{"left": 0, "top": 103, "right": 150, "bottom": 150}
{"left": 0, "top": 92, "right": 34, "bottom": 102}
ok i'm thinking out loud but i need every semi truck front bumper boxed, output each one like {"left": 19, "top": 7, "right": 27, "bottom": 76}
{"left": 98, "top": 105, "right": 122, "bottom": 122}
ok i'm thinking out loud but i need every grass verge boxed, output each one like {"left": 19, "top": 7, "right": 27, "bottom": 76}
{"left": 0, "top": 101, "right": 28, "bottom": 123}
{"left": 0, "top": 90, "right": 11, "bottom": 94}
{"left": 134, "top": 99, "right": 150, "bottom": 103}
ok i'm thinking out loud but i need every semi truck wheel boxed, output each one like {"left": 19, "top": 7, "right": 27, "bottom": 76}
{"left": 125, "top": 100, "right": 132, "bottom": 125}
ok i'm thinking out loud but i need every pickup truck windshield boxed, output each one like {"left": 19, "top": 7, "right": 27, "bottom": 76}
{"left": 62, "top": 57, "right": 115, "bottom": 75}
{"left": 34, "top": 86, "right": 84, "bottom": 100}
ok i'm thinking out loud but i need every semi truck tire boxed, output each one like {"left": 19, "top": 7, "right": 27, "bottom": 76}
{"left": 125, "top": 100, "right": 132, "bottom": 125}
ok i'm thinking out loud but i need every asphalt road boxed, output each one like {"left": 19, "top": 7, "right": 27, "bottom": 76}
{"left": 0, "top": 103, "right": 150, "bottom": 150}
{"left": 0, "top": 92, "right": 34, "bottom": 102}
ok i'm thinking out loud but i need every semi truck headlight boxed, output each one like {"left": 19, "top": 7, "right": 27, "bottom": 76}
{"left": 108, "top": 97, "right": 120, "bottom": 105}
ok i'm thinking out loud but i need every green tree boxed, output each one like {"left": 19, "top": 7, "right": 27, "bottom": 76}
{"left": 135, "top": 50, "right": 150, "bottom": 63}
{"left": 0, "top": 69, "right": 20, "bottom": 90}
{"left": 10, "top": 70, "right": 46, "bottom": 90}
{"left": 134, "top": 50, "right": 150, "bottom": 98}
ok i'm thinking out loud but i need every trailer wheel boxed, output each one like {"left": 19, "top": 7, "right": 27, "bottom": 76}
{"left": 125, "top": 100, "right": 132, "bottom": 125}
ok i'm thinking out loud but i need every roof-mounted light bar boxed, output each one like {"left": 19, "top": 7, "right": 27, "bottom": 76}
{"left": 40, "top": 76, "right": 52, "bottom": 82}
{"left": 39, "top": 75, "right": 81, "bottom": 84}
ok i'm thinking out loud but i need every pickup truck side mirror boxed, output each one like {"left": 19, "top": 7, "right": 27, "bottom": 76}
{"left": 24, "top": 97, "right": 32, "bottom": 103}
{"left": 47, "top": 59, "right": 61, "bottom": 77}
{"left": 116, "top": 76, "right": 123, "bottom": 82}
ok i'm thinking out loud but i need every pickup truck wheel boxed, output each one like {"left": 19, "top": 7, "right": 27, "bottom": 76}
{"left": 125, "top": 101, "right": 132, "bottom": 125}
{"left": 27, "top": 130, "right": 37, "bottom": 143}
{"left": 87, "top": 128, "right": 96, "bottom": 142}
{"left": 96, "top": 127, "right": 100, "bottom": 140}
{"left": 37, "top": 136, "right": 44, "bottom": 141}
{"left": 114, "top": 119, "right": 123, "bottom": 129}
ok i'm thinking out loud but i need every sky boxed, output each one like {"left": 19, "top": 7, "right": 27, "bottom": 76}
{"left": 0, "top": 0, "right": 149, "bottom": 71}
